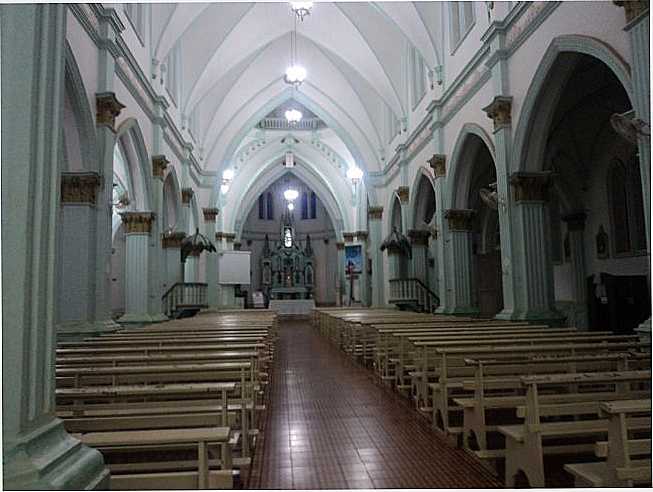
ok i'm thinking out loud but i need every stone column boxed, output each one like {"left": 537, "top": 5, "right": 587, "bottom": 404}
{"left": 368, "top": 207, "right": 385, "bottom": 307}
{"left": 203, "top": 208, "right": 220, "bottom": 308}
{"left": 57, "top": 173, "right": 109, "bottom": 340}
{"left": 162, "top": 232, "right": 185, "bottom": 293}
{"left": 1, "top": 5, "right": 108, "bottom": 488}
{"left": 148, "top": 155, "right": 169, "bottom": 322}
{"left": 396, "top": 186, "right": 410, "bottom": 233}
{"left": 408, "top": 229, "right": 431, "bottom": 285}
{"left": 444, "top": 209, "right": 478, "bottom": 314}
{"left": 615, "top": 1, "right": 651, "bottom": 339}
{"left": 510, "top": 172, "right": 560, "bottom": 321}
{"left": 429, "top": 154, "right": 448, "bottom": 312}
{"left": 562, "top": 212, "right": 588, "bottom": 329}
{"left": 483, "top": 96, "right": 519, "bottom": 320}
{"left": 119, "top": 212, "right": 155, "bottom": 323}
{"left": 356, "top": 231, "right": 370, "bottom": 306}
{"left": 184, "top": 251, "right": 199, "bottom": 282}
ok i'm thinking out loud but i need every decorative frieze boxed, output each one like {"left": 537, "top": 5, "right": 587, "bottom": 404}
{"left": 343, "top": 232, "right": 355, "bottom": 243}
{"left": 336, "top": 241, "right": 345, "bottom": 251}
{"left": 161, "top": 231, "right": 186, "bottom": 249}
{"left": 562, "top": 211, "right": 587, "bottom": 231}
{"left": 202, "top": 207, "right": 220, "bottom": 222}
{"left": 482, "top": 95, "right": 512, "bottom": 131}
{"left": 96, "top": 92, "right": 125, "bottom": 131}
{"left": 151, "top": 155, "right": 169, "bottom": 179}
{"left": 428, "top": 154, "right": 447, "bottom": 178}
{"left": 396, "top": 186, "right": 410, "bottom": 204}
{"left": 445, "top": 209, "right": 476, "bottom": 232}
{"left": 407, "top": 229, "right": 431, "bottom": 246}
{"left": 181, "top": 187, "right": 194, "bottom": 204}
{"left": 614, "top": 0, "right": 649, "bottom": 23}
{"left": 120, "top": 211, "right": 155, "bottom": 234}
{"left": 510, "top": 172, "right": 552, "bottom": 202}
{"left": 368, "top": 206, "right": 384, "bottom": 220}
{"left": 60, "top": 172, "right": 102, "bottom": 205}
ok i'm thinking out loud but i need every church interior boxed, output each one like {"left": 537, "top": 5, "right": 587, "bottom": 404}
{"left": 1, "top": 1, "right": 651, "bottom": 489}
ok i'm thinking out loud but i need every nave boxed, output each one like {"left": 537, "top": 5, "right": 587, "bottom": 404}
{"left": 249, "top": 320, "right": 500, "bottom": 489}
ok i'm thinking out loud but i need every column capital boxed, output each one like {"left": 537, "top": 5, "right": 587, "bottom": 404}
{"left": 343, "top": 232, "right": 355, "bottom": 243}
{"left": 396, "top": 186, "right": 410, "bottom": 204}
{"left": 96, "top": 92, "right": 125, "bottom": 131}
{"left": 407, "top": 229, "right": 431, "bottom": 246}
{"left": 368, "top": 206, "right": 383, "bottom": 220}
{"left": 223, "top": 233, "right": 236, "bottom": 243}
{"left": 336, "top": 241, "right": 346, "bottom": 251}
{"left": 152, "top": 155, "right": 169, "bottom": 179}
{"left": 562, "top": 211, "right": 588, "bottom": 231}
{"left": 233, "top": 241, "right": 242, "bottom": 251}
{"left": 120, "top": 211, "right": 155, "bottom": 234}
{"left": 61, "top": 172, "right": 102, "bottom": 205}
{"left": 445, "top": 209, "right": 476, "bottom": 231}
{"left": 614, "top": 0, "right": 649, "bottom": 23}
{"left": 202, "top": 207, "right": 220, "bottom": 222}
{"left": 181, "top": 187, "right": 194, "bottom": 204}
{"left": 161, "top": 231, "right": 186, "bottom": 248}
{"left": 482, "top": 95, "right": 512, "bottom": 131}
{"left": 428, "top": 154, "right": 447, "bottom": 178}
{"left": 354, "top": 230, "right": 369, "bottom": 240}
{"left": 510, "top": 172, "right": 553, "bottom": 202}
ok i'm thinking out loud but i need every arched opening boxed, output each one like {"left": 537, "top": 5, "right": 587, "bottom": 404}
{"left": 412, "top": 173, "right": 437, "bottom": 292}
{"left": 523, "top": 51, "right": 649, "bottom": 331}
{"left": 239, "top": 173, "right": 337, "bottom": 306}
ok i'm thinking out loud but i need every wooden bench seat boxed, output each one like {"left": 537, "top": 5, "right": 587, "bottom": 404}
{"left": 500, "top": 372, "right": 651, "bottom": 487}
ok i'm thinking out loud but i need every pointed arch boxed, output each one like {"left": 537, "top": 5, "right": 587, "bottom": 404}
{"left": 115, "top": 119, "right": 154, "bottom": 211}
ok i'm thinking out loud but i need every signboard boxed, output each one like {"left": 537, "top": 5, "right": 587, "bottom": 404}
{"left": 345, "top": 244, "right": 363, "bottom": 274}
{"left": 218, "top": 251, "right": 251, "bottom": 284}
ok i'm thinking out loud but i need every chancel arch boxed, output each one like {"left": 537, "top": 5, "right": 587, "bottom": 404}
{"left": 512, "top": 45, "right": 649, "bottom": 331}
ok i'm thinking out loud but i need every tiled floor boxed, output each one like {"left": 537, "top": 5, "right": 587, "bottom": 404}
{"left": 248, "top": 320, "right": 501, "bottom": 489}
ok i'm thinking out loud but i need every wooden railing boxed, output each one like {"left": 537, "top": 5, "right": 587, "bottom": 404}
{"left": 389, "top": 278, "right": 439, "bottom": 313}
{"left": 162, "top": 282, "right": 208, "bottom": 318}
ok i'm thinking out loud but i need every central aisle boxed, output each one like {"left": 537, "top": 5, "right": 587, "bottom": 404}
{"left": 249, "top": 320, "right": 501, "bottom": 489}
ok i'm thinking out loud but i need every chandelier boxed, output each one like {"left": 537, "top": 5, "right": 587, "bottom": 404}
{"left": 290, "top": 1, "right": 313, "bottom": 21}
{"left": 284, "top": 188, "right": 299, "bottom": 202}
{"left": 284, "top": 8, "right": 306, "bottom": 87}
{"left": 285, "top": 108, "right": 303, "bottom": 124}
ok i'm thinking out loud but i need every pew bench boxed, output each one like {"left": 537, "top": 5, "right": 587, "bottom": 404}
{"left": 564, "top": 399, "right": 652, "bottom": 487}
{"left": 499, "top": 371, "right": 651, "bottom": 487}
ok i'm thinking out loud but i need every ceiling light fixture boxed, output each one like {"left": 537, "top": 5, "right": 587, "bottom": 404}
{"left": 284, "top": 9, "right": 306, "bottom": 87}
{"left": 290, "top": 1, "right": 313, "bottom": 21}
{"left": 284, "top": 188, "right": 299, "bottom": 202}
{"left": 285, "top": 108, "right": 303, "bottom": 124}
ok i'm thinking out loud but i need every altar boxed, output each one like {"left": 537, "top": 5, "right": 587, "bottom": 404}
{"left": 269, "top": 299, "right": 316, "bottom": 316}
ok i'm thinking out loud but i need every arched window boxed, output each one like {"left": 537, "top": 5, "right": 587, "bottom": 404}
{"left": 301, "top": 192, "right": 308, "bottom": 220}
{"left": 310, "top": 192, "right": 317, "bottom": 219}
{"left": 608, "top": 156, "right": 646, "bottom": 256}
{"left": 266, "top": 192, "right": 274, "bottom": 220}
{"left": 258, "top": 194, "right": 265, "bottom": 220}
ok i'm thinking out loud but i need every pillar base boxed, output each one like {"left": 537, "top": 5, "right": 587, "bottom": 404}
{"left": 511, "top": 308, "right": 566, "bottom": 326}
{"left": 148, "top": 313, "right": 169, "bottom": 323}
{"left": 445, "top": 306, "right": 480, "bottom": 316}
{"left": 636, "top": 317, "right": 651, "bottom": 345}
{"left": 118, "top": 313, "right": 155, "bottom": 324}
{"left": 56, "top": 319, "right": 120, "bottom": 342}
{"left": 3, "top": 418, "right": 109, "bottom": 490}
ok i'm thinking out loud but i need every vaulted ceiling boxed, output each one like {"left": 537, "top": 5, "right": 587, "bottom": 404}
{"left": 150, "top": 2, "right": 445, "bottom": 177}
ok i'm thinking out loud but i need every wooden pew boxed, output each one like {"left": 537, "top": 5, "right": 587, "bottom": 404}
{"left": 565, "top": 399, "right": 652, "bottom": 487}
{"left": 499, "top": 371, "right": 651, "bottom": 487}
{"left": 80, "top": 426, "right": 233, "bottom": 490}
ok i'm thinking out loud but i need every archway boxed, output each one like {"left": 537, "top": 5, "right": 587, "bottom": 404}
{"left": 516, "top": 50, "right": 649, "bottom": 331}
{"left": 411, "top": 171, "right": 437, "bottom": 292}
{"left": 239, "top": 173, "right": 338, "bottom": 306}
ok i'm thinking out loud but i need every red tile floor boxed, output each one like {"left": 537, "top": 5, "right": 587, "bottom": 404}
{"left": 248, "top": 320, "right": 501, "bottom": 489}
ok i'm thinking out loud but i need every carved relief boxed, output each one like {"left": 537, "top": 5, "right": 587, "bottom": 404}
{"left": 510, "top": 172, "right": 552, "bottom": 202}
{"left": 202, "top": 207, "right": 220, "bottom": 222}
{"left": 428, "top": 154, "right": 446, "bottom": 178}
{"left": 61, "top": 172, "right": 102, "bottom": 205}
{"left": 181, "top": 187, "right": 194, "bottom": 204}
{"left": 161, "top": 231, "right": 186, "bottom": 249}
{"left": 120, "top": 212, "right": 155, "bottom": 234}
{"left": 368, "top": 206, "right": 384, "bottom": 220}
{"left": 482, "top": 96, "right": 512, "bottom": 131}
{"left": 152, "top": 155, "right": 169, "bottom": 179}
{"left": 96, "top": 92, "right": 125, "bottom": 130}
{"left": 396, "top": 186, "right": 410, "bottom": 204}
{"left": 444, "top": 209, "right": 476, "bottom": 232}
